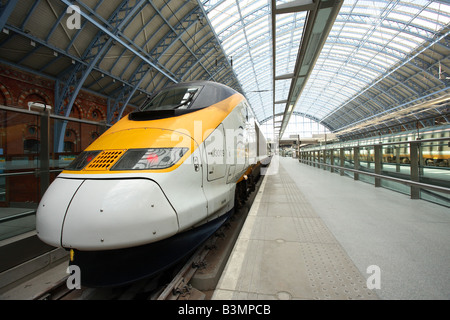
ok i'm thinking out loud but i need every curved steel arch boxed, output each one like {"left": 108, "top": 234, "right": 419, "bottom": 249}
{"left": 1, "top": 0, "right": 449, "bottom": 143}
{"left": 324, "top": 29, "right": 450, "bottom": 131}
{"left": 261, "top": 111, "right": 324, "bottom": 126}
{"left": 302, "top": 52, "right": 425, "bottom": 112}
{"left": 53, "top": 0, "right": 150, "bottom": 151}
{"left": 108, "top": 3, "right": 205, "bottom": 123}
{"left": 213, "top": 3, "right": 270, "bottom": 44}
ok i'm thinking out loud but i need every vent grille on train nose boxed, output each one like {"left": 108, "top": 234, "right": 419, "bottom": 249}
{"left": 84, "top": 150, "right": 125, "bottom": 171}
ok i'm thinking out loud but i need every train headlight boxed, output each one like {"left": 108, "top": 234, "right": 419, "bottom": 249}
{"left": 66, "top": 150, "right": 102, "bottom": 170}
{"left": 111, "top": 148, "right": 189, "bottom": 170}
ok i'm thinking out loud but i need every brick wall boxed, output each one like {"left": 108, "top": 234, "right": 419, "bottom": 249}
{"left": 0, "top": 65, "right": 134, "bottom": 205}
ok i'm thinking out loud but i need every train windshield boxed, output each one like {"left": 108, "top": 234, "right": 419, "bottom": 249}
{"left": 141, "top": 86, "right": 200, "bottom": 111}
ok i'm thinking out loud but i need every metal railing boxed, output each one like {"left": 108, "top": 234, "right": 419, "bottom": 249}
{"left": 299, "top": 159, "right": 450, "bottom": 195}
{"left": 299, "top": 137, "right": 450, "bottom": 201}
{"left": 0, "top": 210, "right": 36, "bottom": 223}
{"left": 300, "top": 136, "right": 450, "bottom": 150}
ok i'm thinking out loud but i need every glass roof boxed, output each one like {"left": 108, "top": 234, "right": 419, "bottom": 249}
{"left": 202, "top": 0, "right": 450, "bottom": 138}
{"left": 202, "top": 0, "right": 273, "bottom": 121}
{"left": 305, "top": 0, "right": 450, "bottom": 124}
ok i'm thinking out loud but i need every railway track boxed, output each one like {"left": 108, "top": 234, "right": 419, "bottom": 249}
{"left": 33, "top": 277, "right": 73, "bottom": 300}
{"left": 32, "top": 176, "right": 262, "bottom": 300}
{"left": 32, "top": 224, "right": 229, "bottom": 300}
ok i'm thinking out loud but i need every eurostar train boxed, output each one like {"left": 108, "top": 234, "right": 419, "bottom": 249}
{"left": 36, "top": 81, "right": 270, "bottom": 287}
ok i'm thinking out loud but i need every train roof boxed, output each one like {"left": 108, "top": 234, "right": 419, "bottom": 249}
{"left": 130, "top": 81, "right": 240, "bottom": 121}
{"left": 163, "top": 81, "right": 239, "bottom": 110}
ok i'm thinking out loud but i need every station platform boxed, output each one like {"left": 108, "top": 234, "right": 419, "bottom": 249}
{"left": 213, "top": 156, "right": 450, "bottom": 300}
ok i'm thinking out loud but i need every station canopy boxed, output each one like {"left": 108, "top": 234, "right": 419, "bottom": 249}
{"left": 203, "top": 0, "right": 450, "bottom": 139}
{"left": 0, "top": 0, "right": 449, "bottom": 139}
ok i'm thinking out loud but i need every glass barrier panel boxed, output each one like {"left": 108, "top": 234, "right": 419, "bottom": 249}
{"left": 380, "top": 179, "right": 410, "bottom": 196}
{"left": 0, "top": 109, "right": 40, "bottom": 240}
{"left": 357, "top": 146, "right": 374, "bottom": 184}
{"left": 419, "top": 140, "right": 450, "bottom": 206}
{"left": 325, "top": 149, "right": 330, "bottom": 165}
{"left": 420, "top": 189, "right": 450, "bottom": 207}
{"left": 344, "top": 148, "right": 354, "bottom": 178}
{"left": 346, "top": 149, "right": 353, "bottom": 167}
{"left": 381, "top": 144, "right": 410, "bottom": 176}
{"left": 359, "top": 146, "right": 373, "bottom": 171}
{"left": 0, "top": 108, "right": 107, "bottom": 241}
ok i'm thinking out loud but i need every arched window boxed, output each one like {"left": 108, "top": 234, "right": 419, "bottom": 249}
{"left": 64, "top": 141, "right": 75, "bottom": 152}
{"left": 64, "top": 129, "right": 77, "bottom": 152}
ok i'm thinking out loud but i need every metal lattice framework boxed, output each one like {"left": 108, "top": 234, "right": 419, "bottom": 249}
{"left": 0, "top": 0, "right": 243, "bottom": 151}
{"left": 203, "top": 0, "right": 450, "bottom": 140}
{"left": 202, "top": 0, "right": 273, "bottom": 121}
{"left": 315, "top": 1, "right": 450, "bottom": 137}
{"left": 1, "top": 0, "right": 449, "bottom": 145}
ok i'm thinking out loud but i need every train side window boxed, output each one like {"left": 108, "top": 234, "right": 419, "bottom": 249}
{"left": 140, "top": 86, "right": 200, "bottom": 111}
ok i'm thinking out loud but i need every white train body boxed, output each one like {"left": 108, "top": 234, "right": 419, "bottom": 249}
{"left": 37, "top": 81, "right": 268, "bottom": 254}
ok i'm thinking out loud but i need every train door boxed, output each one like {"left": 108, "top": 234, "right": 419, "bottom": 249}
{"left": 203, "top": 124, "right": 231, "bottom": 217}
{"left": 205, "top": 124, "right": 226, "bottom": 181}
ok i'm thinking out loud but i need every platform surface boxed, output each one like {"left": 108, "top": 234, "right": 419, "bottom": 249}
{"left": 213, "top": 156, "right": 450, "bottom": 300}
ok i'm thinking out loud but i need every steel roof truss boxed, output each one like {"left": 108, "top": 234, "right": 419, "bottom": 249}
{"left": 0, "top": 0, "right": 18, "bottom": 31}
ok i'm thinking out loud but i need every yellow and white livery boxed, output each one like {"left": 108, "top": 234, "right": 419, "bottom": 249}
{"left": 36, "top": 81, "right": 269, "bottom": 286}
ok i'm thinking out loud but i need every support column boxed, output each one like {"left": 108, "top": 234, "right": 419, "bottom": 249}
{"left": 418, "top": 142, "right": 425, "bottom": 177}
{"left": 339, "top": 148, "right": 345, "bottom": 176}
{"left": 374, "top": 144, "right": 381, "bottom": 187}
{"left": 410, "top": 142, "right": 420, "bottom": 199}
{"left": 318, "top": 150, "right": 322, "bottom": 169}
{"left": 353, "top": 147, "right": 360, "bottom": 181}
{"left": 39, "top": 108, "right": 50, "bottom": 197}
{"left": 330, "top": 149, "right": 334, "bottom": 173}
{"left": 313, "top": 151, "right": 316, "bottom": 168}
{"left": 395, "top": 146, "right": 400, "bottom": 173}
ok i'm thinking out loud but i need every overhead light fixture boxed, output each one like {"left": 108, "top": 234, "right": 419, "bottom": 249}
{"left": 288, "top": 104, "right": 294, "bottom": 112}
